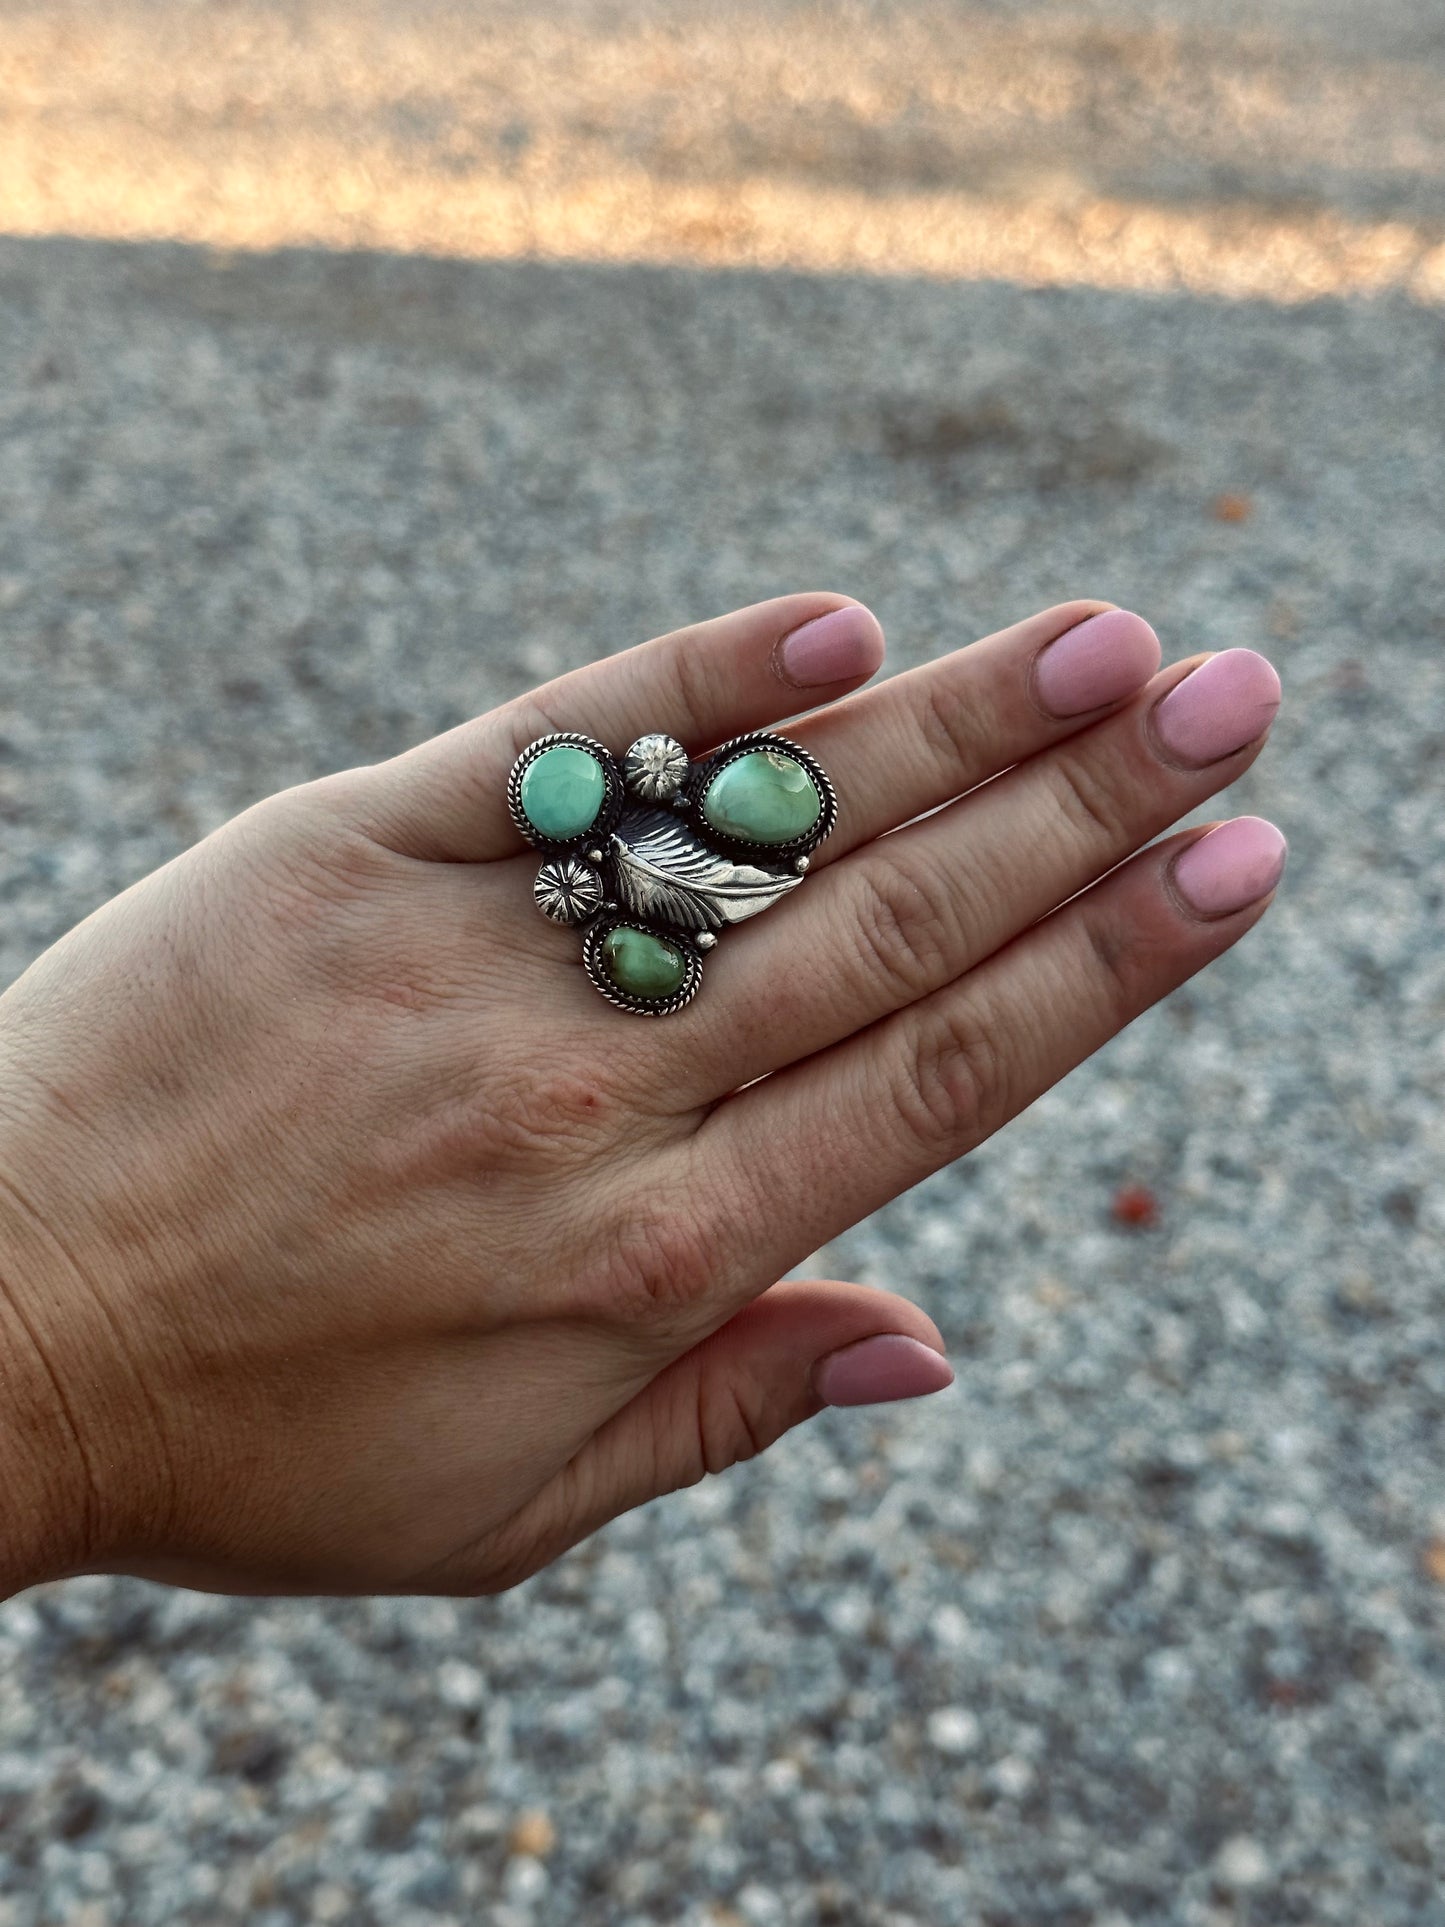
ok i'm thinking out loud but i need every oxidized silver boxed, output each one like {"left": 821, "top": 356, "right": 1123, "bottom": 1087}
{"left": 534, "top": 855, "right": 605, "bottom": 926}
{"left": 507, "top": 726, "right": 835, "bottom": 1015}
{"left": 621, "top": 733, "right": 689, "bottom": 803}
{"left": 582, "top": 918, "right": 705, "bottom": 1019}
{"left": 610, "top": 810, "right": 805, "bottom": 932}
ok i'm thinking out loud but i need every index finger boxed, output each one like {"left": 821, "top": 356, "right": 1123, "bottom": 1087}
{"left": 341, "top": 593, "right": 885, "bottom": 862}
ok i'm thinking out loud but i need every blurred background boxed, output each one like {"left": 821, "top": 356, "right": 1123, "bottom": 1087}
{"left": 2, "top": 2, "right": 1444, "bottom": 1922}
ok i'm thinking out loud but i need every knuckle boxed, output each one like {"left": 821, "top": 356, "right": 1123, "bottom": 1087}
{"left": 917, "top": 674, "right": 991, "bottom": 783}
{"left": 267, "top": 767, "right": 375, "bottom": 829}
{"left": 1048, "top": 751, "right": 1129, "bottom": 846}
{"left": 498, "top": 692, "right": 575, "bottom": 764}
{"left": 215, "top": 808, "right": 401, "bottom": 952}
{"left": 385, "top": 693, "right": 576, "bottom": 845}
{"left": 694, "top": 1373, "right": 773, "bottom": 1478}
{"left": 587, "top": 1191, "right": 719, "bottom": 1324}
{"left": 507, "top": 1066, "right": 622, "bottom": 1157}
{"left": 847, "top": 855, "right": 960, "bottom": 1005}
{"left": 659, "top": 631, "right": 722, "bottom": 748}
{"left": 443, "top": 1054, "right": 624, "bottom": 1174}
{"left": 1081, "top": 905, "right": 1149, "bottom": 1026}
{"left": 895, "top": 999, "right": 1006, "bottom": 1154}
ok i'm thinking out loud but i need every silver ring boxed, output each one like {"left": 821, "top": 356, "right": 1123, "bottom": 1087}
{"left": 507, "top": 728, "right": 837, "bottom": 1015}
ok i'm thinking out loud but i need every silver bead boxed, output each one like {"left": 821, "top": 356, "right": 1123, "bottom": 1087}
{"left": 695, "top": 931, "right": 718, "bottom": 952}
{"left": 622, "top": 733, "right": 689, "bottom": 803}
{"left": 533, "top": 856, "right": 605, "bottom": 926}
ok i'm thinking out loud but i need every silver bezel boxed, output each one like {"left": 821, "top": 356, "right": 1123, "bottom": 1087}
{"left": 683, "top": 729, "right": 838, "bottom": 862}
{"left": 581, "top": 917, "right": 704, "bottom": 1017}
{"left": 507, "top": 732, "right": 624, "bottom": 855}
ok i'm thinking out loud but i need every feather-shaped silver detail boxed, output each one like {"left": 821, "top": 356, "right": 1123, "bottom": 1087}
{"left": 610, "top": 810, "right": 803, "bottom": 932}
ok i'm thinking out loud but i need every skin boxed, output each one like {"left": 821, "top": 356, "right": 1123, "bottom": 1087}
{"left": 0, "top": 595, "right": 1280, "bottom": 1598}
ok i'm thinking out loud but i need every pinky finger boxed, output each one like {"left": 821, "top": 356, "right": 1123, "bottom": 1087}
{"left": 705, "top": 816, "right": 1288, "bottom": 1280}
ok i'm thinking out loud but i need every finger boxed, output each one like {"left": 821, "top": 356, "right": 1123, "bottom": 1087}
{"left": 781, "top": 599, "right": 1162, "bottom": 868}
{"left": 430, "top": 601, "right": 1160, "bottom": 1067}
{"left": 460, "top": 1279, "right": 953, "bottom": 1590}
{"left": 341, "top": 593, "right": 885, "bottom": 862}
{"left": 701, "top": 816, "right": 1288, "bottom": 1283}
{"left": 681, "top": 647, "right": 1282, "bottom": 1095}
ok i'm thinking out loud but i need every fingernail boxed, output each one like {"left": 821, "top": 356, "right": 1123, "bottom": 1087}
{"left": 1033, "top": 609, "right": 1162, "bottom": 717}
{"left": 1153, "top": 649, "right": 1281, "bottom": 766}
{"left": 1172, "top": 816, "right": 1288, "bottom": 917}
{"left": 777, "top": 604, "right": 886, "bottom": 688}
{"left": 812, "top": 1333, "right": 955, "bottom": 1408}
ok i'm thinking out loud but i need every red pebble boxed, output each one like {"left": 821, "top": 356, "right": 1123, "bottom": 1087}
{"left": 1111, "top": 1183, "right": 1159, "bottom": 1229}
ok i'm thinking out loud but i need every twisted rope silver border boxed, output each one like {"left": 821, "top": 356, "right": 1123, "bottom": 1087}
{"left": 507, "top": 732, "right": 624, "bottom": 855}
{"left": 683, "top": 729, "right": 838, "bottom": 863}
{"left": 581, "top": 917, "right": 704, "bottom": 1017}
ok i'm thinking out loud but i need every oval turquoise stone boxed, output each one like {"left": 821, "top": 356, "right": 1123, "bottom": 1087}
{"left": 519, "top": 744, "right": 605, "bottom": 840}
{"left": 701, "top": 749, "right": 822, "bottom": 846}
{"left": 600, "top": 926, "right": 687, "bottom": 1001}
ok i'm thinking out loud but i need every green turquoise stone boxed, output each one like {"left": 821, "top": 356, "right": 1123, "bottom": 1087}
{"left": 701, "top": 748, "right": 821, "bottom": 846}
{"left": 520, "top": 745, "right": 605, "bottom": 840}
{"left": 600, "top": 926, "right": 687, "bottom": 1001}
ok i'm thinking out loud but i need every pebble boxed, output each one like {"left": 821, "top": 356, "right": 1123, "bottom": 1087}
{"left": 925, "top": 1708, "right": 981, "bottom": 1756}
{"left": 507, "top": 1811, "right": 556, "bottom": 1860}
{"left": 1214, "top": 1837, "right": 1272, "bottom": 1890}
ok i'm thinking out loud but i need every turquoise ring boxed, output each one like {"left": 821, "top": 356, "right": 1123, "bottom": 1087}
{"left": 507, "top": 728, "right": 837, "bottom": 1015}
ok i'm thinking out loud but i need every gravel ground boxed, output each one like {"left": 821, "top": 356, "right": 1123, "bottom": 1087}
{"left": 2, "top": 5, "right": 1445, "bottom": 1925}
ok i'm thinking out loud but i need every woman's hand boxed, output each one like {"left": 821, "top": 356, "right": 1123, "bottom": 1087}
{"left": 0, "top": 594, "right": 1282, "bottom": 1596}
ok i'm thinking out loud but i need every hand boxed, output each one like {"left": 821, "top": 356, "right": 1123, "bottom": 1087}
{"left": 0, "top": 594, "right": 1282, "bottom": 1596}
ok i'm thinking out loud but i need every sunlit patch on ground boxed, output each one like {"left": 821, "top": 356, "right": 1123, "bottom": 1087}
{"left": 2, "top": 0, "right": 1443, "bottom": 302}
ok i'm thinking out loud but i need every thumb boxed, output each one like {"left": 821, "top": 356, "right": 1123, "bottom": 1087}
{"left": 493, "top": 1279, "right": 954, "bottom": 1583}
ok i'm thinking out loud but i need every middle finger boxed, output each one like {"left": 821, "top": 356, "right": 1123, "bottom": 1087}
{"left": 785, "top": 598, "right": 1162, "bottom": 867}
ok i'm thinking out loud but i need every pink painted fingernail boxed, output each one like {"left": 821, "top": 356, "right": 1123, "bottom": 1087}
{"left": 812, "top": 1334, "right": 955, "bottom": 1408}
{"left": 1153, "top": 649, "right": 1281, "bottom": 766}
{"left": 777, "top": 604, "right": 886, "bottom": 688}
{"left": 1033, "top": 609, "right": 1162, "bottom": 717}
{"left": 1172, "top": 816, "right": 1287, "bottom": 917}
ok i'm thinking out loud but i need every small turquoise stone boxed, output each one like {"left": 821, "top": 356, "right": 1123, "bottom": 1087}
{"left": 520, "top": 745, "right": 605, "bottom": 840}
{"left": 601, "top": 926, "right": 687, "bottom": 1001}
{"left": 702, "top": 748, "right": 821, "bottom": 846}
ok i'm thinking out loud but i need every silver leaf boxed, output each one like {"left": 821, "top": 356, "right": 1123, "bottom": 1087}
{"left": 610, "top": 810, "right": 804, "bottom": 932}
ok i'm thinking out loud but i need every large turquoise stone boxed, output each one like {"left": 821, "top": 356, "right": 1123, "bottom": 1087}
{"left": 520, "top": 745, "right": 605, "bottom": 840}
{"left": 600, "top": 926, "right": 687, "bottom": 1000}
{"left": 701, "top": 749, "right": 821, "bottom": 846}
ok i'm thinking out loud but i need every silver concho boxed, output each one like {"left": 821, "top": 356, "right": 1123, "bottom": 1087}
{"left": 622, "top": 733, "right": 689, "bottom": 803}
{"left": 534, "top": 855, "right": 605, "bottom": 926}
{"left": 508, "top": 727, "right": 834, "bottom": 1015}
